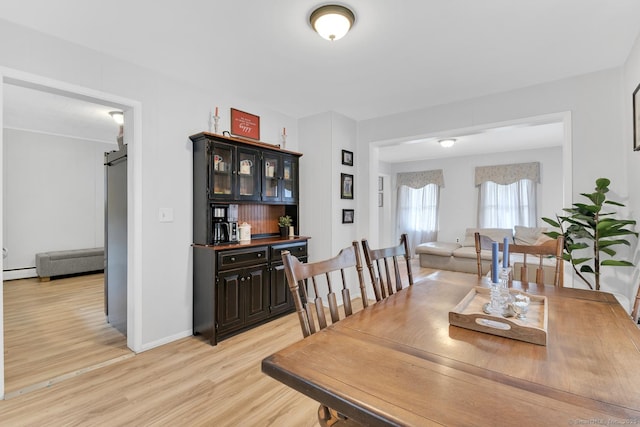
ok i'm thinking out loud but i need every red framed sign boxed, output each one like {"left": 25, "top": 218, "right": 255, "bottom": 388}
{"left": 230, "top": 108, "right": 260, "bottom": 140}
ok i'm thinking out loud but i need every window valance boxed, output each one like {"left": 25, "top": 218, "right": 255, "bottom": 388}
{"left": 475, "top": 162, "right": 539, "bottom": 186}
{"left": 397, "top": 169, "right": 444, "bottom": 189}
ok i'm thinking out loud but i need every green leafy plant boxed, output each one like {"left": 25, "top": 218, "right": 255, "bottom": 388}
{"left": 278, "top": 215, "right": 292, "bottom": 228}
{"left": 542, "top": 178, "right": 637, "bottom": 290}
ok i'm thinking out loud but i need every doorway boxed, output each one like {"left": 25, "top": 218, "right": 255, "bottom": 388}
{"left": 368, "top": 112, "right": 573, "bottom": 253}
{"left": 0, "top": 68, "right": 143, "bottom": 399}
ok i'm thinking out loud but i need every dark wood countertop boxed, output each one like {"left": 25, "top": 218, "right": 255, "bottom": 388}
{"left": 192, "top": 236, "right": 310, "bottom": 251}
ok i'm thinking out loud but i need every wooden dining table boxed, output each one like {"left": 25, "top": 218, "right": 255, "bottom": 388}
{"left": 261, "top": 271, "right": 640, "bottom": 426}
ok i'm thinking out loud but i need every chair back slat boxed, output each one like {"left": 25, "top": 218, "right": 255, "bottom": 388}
{"left": 282, "top": 241, "right": 368, "bottom": 338}
{"left": 361, "top": 234, "right": 413, "bottom": 302}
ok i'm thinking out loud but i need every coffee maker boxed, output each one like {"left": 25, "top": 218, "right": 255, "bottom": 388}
{"left": 226, "top": 204, "right": 239, "bottom": 243}
{"left": 211, "top": 204, "right": 239, "bottom": 244}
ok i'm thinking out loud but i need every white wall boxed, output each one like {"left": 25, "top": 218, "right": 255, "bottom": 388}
{"left": 299, "top": 112, "right": 357, "bottom": 262}
{"left": 381, "top": 146, "right": 563, "bottom": 244}
{"left": 2, "top": 129, "right": 114, "bottom": 274}
{"left": 623, "top": 32, "right": 640, "bottom": 310}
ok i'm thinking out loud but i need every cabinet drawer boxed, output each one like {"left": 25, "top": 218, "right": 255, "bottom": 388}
{"left": 271, "top": 242, "right": 307, "bottom": 263}
{"left": 218, "top": 246, "right": 269, "bottom": 270}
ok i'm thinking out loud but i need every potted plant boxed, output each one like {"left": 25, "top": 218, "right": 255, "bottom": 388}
{"left": 278, "top": 215, "right": 292, "bottom": 237}
{"left": 542, "top": 178, "right": 637, "bottom": 290}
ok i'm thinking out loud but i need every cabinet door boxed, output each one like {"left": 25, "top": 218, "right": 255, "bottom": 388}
{"left": 270, "top": 242, "right": 308, "bottom": 316}
{"left": 244, "top": 265, "right": 270, "bottom": 324}
{"left": 281, "top": 155, "right": 298, "bottom": 203}
{"left": 216, "top": 270, "right": 243, "bottom": 333}
{"left": 262, "top": 152, "right": 281, "bottom": 202}
{"left": 236, "top": 147, "right": 261, "bottom": 202}
{"left": 210, "top": 142, "right": 235, "bottom": 200}
{"left": 270, "top": 262, "right": 292, "bottom": 315}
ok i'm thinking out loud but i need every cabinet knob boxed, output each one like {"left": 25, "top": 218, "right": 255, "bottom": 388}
{"left": 257, "top": 253, "right": 262, "bottom": 258}
{"left": 240, "top": 276, "right": 245, "bottom": 282}
{"left": 230, "top": 257, "right": 236, "bottom": 262}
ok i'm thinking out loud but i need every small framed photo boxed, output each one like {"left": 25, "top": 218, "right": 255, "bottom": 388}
{"left": 341, "top": 173, "right": 354, "bottom": 199}
{"left": 378, "top": 192, "right": 383, "bottom": 207}
{"left": 342, "top": 150, "right": 353, "bottom": 166}
{"left": 378, "top": 176, "right": 383, "bottom": 191}
{"left": 342, "top": 209, "right": 354, "bottom": 224}
{"left": 634, "top": 82, "right": 640, "bottom": 151}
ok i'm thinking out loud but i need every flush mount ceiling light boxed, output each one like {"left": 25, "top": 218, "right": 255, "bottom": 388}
{"left": 439, "top": 138, "right": 456, "bottom": 148}
{"left": 310, "top": 4, "right": 355, "bottom": 41}
{"left": 109, "top": 111, "right": 124, "bottom": 125}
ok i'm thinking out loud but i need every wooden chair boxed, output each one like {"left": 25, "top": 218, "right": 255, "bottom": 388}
{"left": 474, "top": 232, "right": 565, "bottom": 286}
{"left": 361, "top": 233, "right": 413, "bottom": 302}
{"left": 474, "top": 232, "right": 497, "bottom": 278}
{"left": 632, "top": 281, "right": 640, "bottom": 325}
{"left": 281, "top": 242, "right": 367, "bottom": 426}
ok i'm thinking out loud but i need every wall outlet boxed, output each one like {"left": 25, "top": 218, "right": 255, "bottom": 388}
{"left": 456, "top": 237, "right": 460, "bottom": 243}
{"left": 159, "top": 208, "right": 174, "bottom": 223}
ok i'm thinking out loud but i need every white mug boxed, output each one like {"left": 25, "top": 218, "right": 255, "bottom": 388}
{"left": 240, "top": 160, "right": 252, "bottom": 174}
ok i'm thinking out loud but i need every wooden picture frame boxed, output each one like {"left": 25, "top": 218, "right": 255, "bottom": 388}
{"left": 342, "top": 150, "right": 353, "bottom": 166}
{"left": 634, "top": 83, "right": 640, "bottom": 151}
{"left": 342, "top": 209, "right": 354, "bottom": 224}
{"left": 230, "top": 108, "right": 260, "bottom": 140}
{"left": 341, "top": 173, "right": 354, "bottom": 199}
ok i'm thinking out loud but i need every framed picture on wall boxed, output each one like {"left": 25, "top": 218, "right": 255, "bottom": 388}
{"left": 342, "top": 209, "right": 354, "bottom": 224}
{"left": 634, "top": 82, "right": 640, "bottom": 151}
{"left": 342, "top": 150, "right": 353, "bottom": 166}
{"left": 378, "top": 192, "right": 383, "bottom": 207}
{"left": 341, "top": 173, "right": 354, "bottom": 199}
{"left": 378, "top": 176, "right": 383, "bottom": 191}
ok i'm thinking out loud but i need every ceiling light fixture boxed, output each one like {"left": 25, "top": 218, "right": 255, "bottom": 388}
{"left": 439, "top": 138, "right": 456, "bottom": 148}
{"left": 109, "top": 111, "right": 124, "bottom": 125}
{"left": 310, "top": 4, "right": 355, "bottom": 41}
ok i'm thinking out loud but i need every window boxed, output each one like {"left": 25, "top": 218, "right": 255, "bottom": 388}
{"left": 397, "top": 183, "right": 439, "bottom": 252}
{"left": 478, "top": 179, "right": 536, "bottom": 229}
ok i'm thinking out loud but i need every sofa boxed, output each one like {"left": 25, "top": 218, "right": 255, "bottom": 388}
{"left": 35, "top": 247, "right": 105, "bottom": 281}
{"left": 415, "top": 228, "right": 513, "bottom": 274}
{"left": 416, "top": 226, "right": 555, "bottom": 277}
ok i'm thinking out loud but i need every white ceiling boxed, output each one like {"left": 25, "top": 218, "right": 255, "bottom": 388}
{"left": 1, "top": 0, "right": 639, "bottom": 158}
{"left": 3, "top": 84, "right": 120, "bottom": 145}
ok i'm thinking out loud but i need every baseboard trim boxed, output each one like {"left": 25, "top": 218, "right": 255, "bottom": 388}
{"left": 3, "top": 268, "right": 37, "bottom": 281}
{"left": 138, "top": 329, "right": 193, "bottom": 353}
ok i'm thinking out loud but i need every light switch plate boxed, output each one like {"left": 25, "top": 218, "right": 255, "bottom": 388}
{"left": 159, "top": 208, "right": 174, "bottom": 223}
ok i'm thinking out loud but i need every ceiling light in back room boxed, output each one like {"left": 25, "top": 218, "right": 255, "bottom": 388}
{"left": 439, "top": 139, "right": 456, "bottom": 148}
{"left": 109, "top": 111, "right": 124, "bottom": 125}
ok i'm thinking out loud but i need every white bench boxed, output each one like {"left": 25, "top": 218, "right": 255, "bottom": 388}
{"left": 35, "top": 248, "right": 105, "bottom": 281}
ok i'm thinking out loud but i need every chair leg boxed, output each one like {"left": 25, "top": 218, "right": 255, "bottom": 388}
{"left": 317, "top": 404, "right": 350, "bottom": 426}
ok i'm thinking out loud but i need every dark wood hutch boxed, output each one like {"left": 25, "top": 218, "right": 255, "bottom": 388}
{"left": 190, "top": 132, "right": 308, "bottom": 345}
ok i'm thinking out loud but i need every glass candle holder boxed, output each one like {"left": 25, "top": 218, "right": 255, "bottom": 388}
{"left": 512, "top": 293, "right": 530, "bottom": 320}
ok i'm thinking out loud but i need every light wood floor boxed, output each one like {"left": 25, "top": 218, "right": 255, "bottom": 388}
{"left": 3, "top": 273, "right": 131, "bottom": 396}
{"left": 1, "top": 260, "right": 436, "bottom": 426}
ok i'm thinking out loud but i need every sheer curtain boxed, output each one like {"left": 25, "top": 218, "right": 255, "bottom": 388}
{"left": 397, "top": 183, "right": 439, "bottom": 254}
{"left": 478, "top": 179, "right": 536, "bottom": 229}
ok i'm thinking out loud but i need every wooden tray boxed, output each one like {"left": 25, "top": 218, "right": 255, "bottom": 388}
{"left": 449, "top": 287, "right": 548, "bottom": 345}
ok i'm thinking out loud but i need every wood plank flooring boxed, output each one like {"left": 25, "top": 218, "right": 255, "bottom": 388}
{"left": 3, "top": 273, "right": 131, "bottom": 396}
{"left": 1, "top": 260, "right": 436, "bottom": 426}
